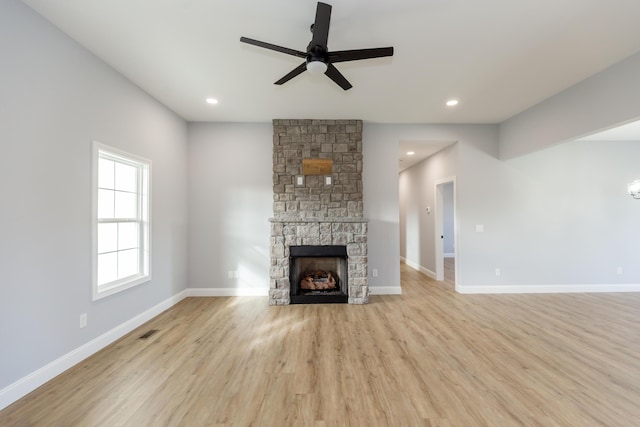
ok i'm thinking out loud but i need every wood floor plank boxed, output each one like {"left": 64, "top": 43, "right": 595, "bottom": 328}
{"left": 2, "top": 264, "right": 640, "bottom": 426}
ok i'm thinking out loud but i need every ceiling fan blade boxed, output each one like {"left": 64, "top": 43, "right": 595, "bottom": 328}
{"left": 311, "top": 2, "right": 332, "bottom": 49}
{"left": 275, "top": 62, "right": 308, "bottom": 85}
{"left": 240, "top": 36, "right": 306, "bottom": 58}
{"left": 325, "top": 63, "right": 352, "bottom": 90}
{"left": 328, "top": 47, "right": 394, "bottom": 63}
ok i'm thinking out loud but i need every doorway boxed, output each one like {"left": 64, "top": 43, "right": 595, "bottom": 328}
{"left": 435, "top": 178, "right": 456, "bottom": 284}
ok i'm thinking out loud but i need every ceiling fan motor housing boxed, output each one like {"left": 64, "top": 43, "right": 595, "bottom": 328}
{"left": 307, "top": 44, "right": 328, "bottom": 65}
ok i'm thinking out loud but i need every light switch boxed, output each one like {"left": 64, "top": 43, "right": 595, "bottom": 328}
{"left": 296, "top": 175, "right": 304, "bottom": 186}
{"left": 475, "top": 224, "right": 484, "bottom": 233}
{"left": 325, "top": 175, "right": 332, "bottom": 186}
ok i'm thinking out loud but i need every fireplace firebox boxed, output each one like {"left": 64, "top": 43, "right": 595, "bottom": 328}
{"left": 289, "top": 245, "right": 348, "bottom": 304}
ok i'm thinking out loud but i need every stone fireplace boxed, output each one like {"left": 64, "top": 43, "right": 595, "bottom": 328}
{"left": 269, "top": 119, "right": 368, "bottom": 305}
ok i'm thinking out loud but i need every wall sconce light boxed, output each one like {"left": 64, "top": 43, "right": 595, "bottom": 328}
{"left": 628, "top": 180, "right": 640, "bottom": 199}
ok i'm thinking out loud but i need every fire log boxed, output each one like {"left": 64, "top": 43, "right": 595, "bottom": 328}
{"left": 300, "top": 270, "right": 337, "bottom": 290}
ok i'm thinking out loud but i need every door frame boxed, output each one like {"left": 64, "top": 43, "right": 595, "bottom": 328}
{"left": 434, "top": 177, "right": 457, "bottom": 282}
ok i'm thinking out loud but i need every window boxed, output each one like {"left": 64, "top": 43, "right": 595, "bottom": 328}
{"left": 92, "top": 142, "right": 150, "bottom": 300}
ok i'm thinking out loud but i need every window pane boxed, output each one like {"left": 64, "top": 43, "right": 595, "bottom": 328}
{"left": 98, "top": 252, "right": 118, "bottom": 285}
{"left": 98, "top": 158, "right": 115, "bottom": 189}
{"left": 98, "top": 189, "right": 115, "bottom": 219}
{"left": 141, "top": 169, "right": 149, "bottom": 221}
{"left": 118, "top": 222, "right": 138, "bottom": 250}
{"left": 115, "top": 191, "right": 137, "bottom": 219}
{"left": 98, "top": 223, "right": 118, "bottom": 254}
{"left": 118, "top": 249, "right": 139, "bottom": 279}
{"left": 115, "top": 163, "right": 137, "bottom": 193}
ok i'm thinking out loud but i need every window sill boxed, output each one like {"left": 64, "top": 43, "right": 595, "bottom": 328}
{"left": 93, "top": 274, "right": 151, "bottom": 301}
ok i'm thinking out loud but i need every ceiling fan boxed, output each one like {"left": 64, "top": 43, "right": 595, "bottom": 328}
{"left": 240, "top": 2, "right": 394, "bottom": 90}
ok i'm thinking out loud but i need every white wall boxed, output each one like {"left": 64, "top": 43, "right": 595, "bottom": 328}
{"left": 187, "top": 123, "right": 273, "bottom": 294}
{"left": 0, "top": 0, "right": 188, "bottom": 393}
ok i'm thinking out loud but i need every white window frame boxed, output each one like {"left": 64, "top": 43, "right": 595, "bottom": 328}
{"left": 92, "top": 141, "right": 151, "bottom": 300}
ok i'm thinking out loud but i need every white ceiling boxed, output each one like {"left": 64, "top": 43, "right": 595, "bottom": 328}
{"left": 20, "top": 0, "right": 640, "bottom": 124}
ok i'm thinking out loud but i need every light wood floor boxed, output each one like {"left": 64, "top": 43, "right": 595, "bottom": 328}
{"left": 2, "top": 265, "right": 640, "bottom": 426}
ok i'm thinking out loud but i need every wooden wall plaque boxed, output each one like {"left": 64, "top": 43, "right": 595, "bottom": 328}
{"left": 303, "top": 158, "right": 333, "bottom": 175}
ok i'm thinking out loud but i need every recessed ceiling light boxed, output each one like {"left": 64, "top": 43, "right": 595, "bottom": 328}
{"left": 206, "top": 98, "right": 219, "bottom": 105}
{"left": 446, "top": 99, "right": 459, "bottom": 107}
{"left": 407, "top": 151, "right": 415, "bottom": 156}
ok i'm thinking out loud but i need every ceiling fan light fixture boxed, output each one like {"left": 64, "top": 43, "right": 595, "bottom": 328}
{"left": 306, "top": 60, "right": 328, "bottom": 75}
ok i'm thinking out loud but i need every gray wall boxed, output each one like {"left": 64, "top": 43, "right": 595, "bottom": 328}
{"left": 187, "top": 122, "right": 272, "bottom": 291}
{"left": 399, "top": 143, "right": 458, "bottom": 273}
{"left": 361, "top": 125, "right": 404, "bottom": 288}
{"left": 461, "top": 138, "right": 640, "bottom": 287}
{"left": 399, "top": 125, "right": 640, "bottom": 289}
{"left": 499, "top": 51, "right": 640, "bottom": 160}
{"left": 443, "top": 182, "right": 455, "bottom": 255}
{"left": 187, "top": 122, "right": 408, "bottom": 292}
{"left": 0, "top": 0, "right": 188, "bottom": 389}
{"left": 382, "top": 124, "right": 499, "bottom": 285}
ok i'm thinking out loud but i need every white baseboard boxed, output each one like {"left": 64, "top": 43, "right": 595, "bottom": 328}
{"left": 369, "top": 286, "right": 402, "bottom": 295}
{"left": 401, "top": 257, "right": 436, "bottom": 279}
{"left": 187, "top": 287, "right": 268, "bottom": 297}
{"left": 456, "top": 283, "right": 640, "bottom": 294}
{"left": 0, "top": 290, "right": 188, "bottom": 412}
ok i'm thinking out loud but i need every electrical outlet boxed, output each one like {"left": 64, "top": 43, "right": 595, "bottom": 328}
{"left": 617, "top": 266, "right": 623, "bottom": 275}
{"left": 228, "top": 270, "right": 234, "bottom": 279}
{"left": 495, "top": 268, "right": 501, "bottom": 277}
{"left": 233, "top": 270, "right": 239, "bottom": 279}
{"left": 79, "top": 313, "right": 87, "bottom": 328}
{"left": 372, "top": 269, "right": 378, "bottom": 277}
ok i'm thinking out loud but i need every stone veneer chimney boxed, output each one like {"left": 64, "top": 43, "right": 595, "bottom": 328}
{"left": 269, "top": 119, "right": 368, "bottom": 305}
